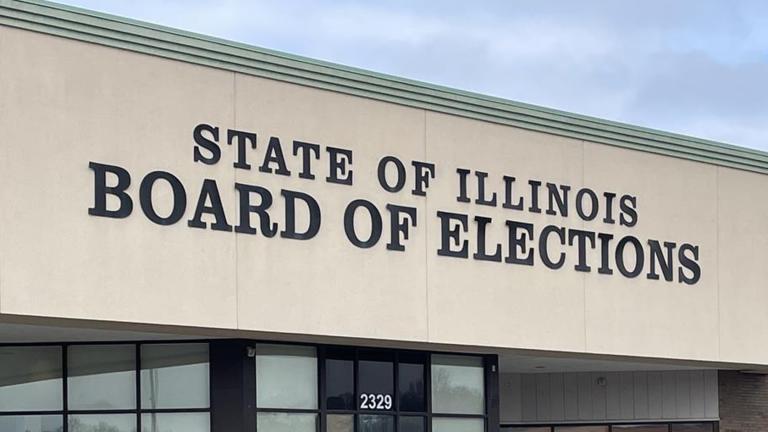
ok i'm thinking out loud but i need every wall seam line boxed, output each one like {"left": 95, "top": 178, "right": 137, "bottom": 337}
{"left": 715, "top": 166, "right": 721, "bottom": 362}
{"left": 0, "top": 25, "right": 4, "bottom": 316}
{"left": 423, "top": 109, "right": 430, "bottom": 343}
{"left": 582, "top": 140, "right": 588, "bottom": 354}
{"left": 233, "top": 71, "right": 239, "bottom": 330}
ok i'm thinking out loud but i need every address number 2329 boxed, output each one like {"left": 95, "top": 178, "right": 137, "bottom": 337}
{"left": 359, "top": 393, "right": 393, "bottom": 410}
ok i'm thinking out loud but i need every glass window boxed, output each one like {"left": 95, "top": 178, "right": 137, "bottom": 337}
{"left": 327, "top": 414, "right": 354, "bottom": 432}
{"left": 359, "top": 414, "right": 394, "bottom": 432}
{"left": 141, "top": 343, "right": 209, "bottom": 409}
{"left": 670, "top": 424, "right": 713, "bottom": 432}
{"left": 432, "top": 417, "right": 484, "bottom": 432}
{"left": 0, "top": 415, "right": 63, "bottom": 432}
{"left": 555, "top": 427, "right": 609, "bottom": 432}
{"left": 502, "top": 428, "right": 551, "bottom": 432}
{"left": 431, "top": 355, "right": 484, "bottom": 415}
{"left": 611, "top": 426, "right": 667, "bottom": 432}
{"left": 0, "top": 346, "right": 62, "bottom": 411}
{"left": 141, "top": 412, "right": 210, "bottom": 432}
{"left": 69, "top": 413, "right": 136, "bottom": 432}
{"left": 68, "top": 344, "right": 136, "bottom": 410}
{"left": 256, "top": 412, "right": 316, "bottom": 432}
{"left": 325, "top": 350, "right": 354, "bottom": 410}
{"left": 399, "top": 416, "right": 425, "bottom": 432}
{"left": 358, "top": 352, "right": 394, "bottom": 411}
{"left": 256, "top": 344, "right": 317, "bottom": 409}
{"left": 398, "top": 358, "right": 425, "bottom": 412}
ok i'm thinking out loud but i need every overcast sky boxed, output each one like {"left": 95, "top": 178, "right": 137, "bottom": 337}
{"left": 58, "top": 0, "right": 768, "bottom": 152}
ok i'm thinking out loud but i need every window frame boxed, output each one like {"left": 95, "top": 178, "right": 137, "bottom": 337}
{"left": 320, "top": 347, "right": 431, "bottom": 430}
{"left": 0, "top": 340, "right": 498, "bottom": 432}
{"left": 0, "top": 340, "right": 212, "bottom": 432}
{"left": 253, "top": 343, "right": 320, "bottom": 432}
{"left": 500, "top": 421, "right": 720, "bottom": 432}
{"left": 315, "top": 345, "right": 492, "bottom": 432}
{"left": 429, "top": 352, "right": 488, "bottom": 426}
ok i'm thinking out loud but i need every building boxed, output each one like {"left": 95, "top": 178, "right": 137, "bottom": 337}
{"left": 1, "top": 1, "right": 767, "bottom": 431}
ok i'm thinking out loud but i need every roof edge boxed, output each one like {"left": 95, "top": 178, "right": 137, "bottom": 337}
{"left": 2, "top": 0, "right": 768, "bottom": 174}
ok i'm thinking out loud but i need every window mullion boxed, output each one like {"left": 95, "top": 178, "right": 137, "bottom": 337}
{"left": 136, "top": 343, "right": 141, "bottom": 432}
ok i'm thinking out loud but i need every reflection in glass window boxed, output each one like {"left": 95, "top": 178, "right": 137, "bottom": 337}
{"left": 256, "top": 344, "right": 317, "bottom": 409}
{"left": 502, "top": 428, "right": 551, "bottom": 432}
{"left": 256, "top": 412, "right": 316, "bottom": 432}
{"left": 431, "top": 355, "right": 484, "bottom": 415}
{"left": 325, "top": 350, "right": 354, "bottom": 410}
{"left": 141, "top": 343, "right": 209, "bottom": 409}
{"left": 68, "top": 413, "right": 136, "bottom": 432}
{"left": 610, "top": 426, "right": 667, "bottom": 432}
{"left": 68, "top": 345, "right": 136, "bottom": 410}
{"left": 399, "top": 416, "right": 425, "bottom": 432}
{"left": 141, "top": 412, "right": 209, "bottom": 432}
{"left": 0, "top": 346, "right": 62, "bottom": 411}
{"left": 358, "top": 352, "right": 394, "bottom": 411}
{"left": 555, "top": 426, "right": 610, "bottom": 432}
{"left": 432, "top": 417, "right": 484, "bottom": 432}
{"left": 398, "top": 360, "right": 425, "bottom": 412}
{"left": 359, "top": 414, "right": 394, "bottom": 432}
{"left": 670, "top": 424, "right": 713, "bottom": 432}
{"left": 327, "top": 414, "right": 354, "bottom": 432}
{"left": 0, "top": 415, "right": 62, "bottom": 432}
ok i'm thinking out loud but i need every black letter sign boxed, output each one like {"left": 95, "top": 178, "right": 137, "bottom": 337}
{"left": 188, "top": 179, "right": 232, "bottom": 231}
{"left": 281, "top": 190, "right": 321, "bottom": 240}
{"left": 89, "top": 162, "right": 133, "bottom": 218}
{"left": 139, "top": 171, "right": 187, "bottom": 225}
{"left": 344, "top": 200, "right": 382, "bottom": 248}
{"left": 386, "top": 204, "right": 417, "bottom": 251}
{"left": 436, "top": 211, "right": 469, "bottom": 258}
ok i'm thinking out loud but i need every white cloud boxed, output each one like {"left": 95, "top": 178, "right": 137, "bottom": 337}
{"left": 58, "top": 0, "right": 768, "bottom": 151}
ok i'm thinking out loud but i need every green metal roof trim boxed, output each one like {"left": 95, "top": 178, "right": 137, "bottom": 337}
{"left": 2, "top": 0, "right": 768, "bottom": 174}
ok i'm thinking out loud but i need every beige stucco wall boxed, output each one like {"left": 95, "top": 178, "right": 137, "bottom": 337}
{"left": 0, "top": 26, "right": 766, "bottom": 366}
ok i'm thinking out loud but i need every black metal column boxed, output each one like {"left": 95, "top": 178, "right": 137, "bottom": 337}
{"left": 486, "top": 354, "right": 500, "bottom": 432}
{"left": 210, "top": 340, "right": 255, "bottom": 432}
